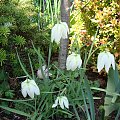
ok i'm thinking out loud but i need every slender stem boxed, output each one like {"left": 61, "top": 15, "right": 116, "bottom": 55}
{"left": 35, "top": 98, "right": 37, "bottom": 113}
{"left": 47, "top": 42, "right": 52, "bottom": 78}
{"left": 84, "top": 27, "right": 99, "bottom": 68}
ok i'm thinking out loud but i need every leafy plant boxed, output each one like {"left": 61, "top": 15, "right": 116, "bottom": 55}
{"left": 0, "top": 49, "right": 6, "bottom": 66}
{"left": 13, "top": 35, "right": 26, "bottom": 46}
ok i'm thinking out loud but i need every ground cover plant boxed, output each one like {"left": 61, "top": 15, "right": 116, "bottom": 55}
{"left": 0, "top": 0, "right": 120, "bottom": 120}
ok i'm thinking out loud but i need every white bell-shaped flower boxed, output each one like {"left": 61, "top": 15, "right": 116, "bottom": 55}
{"left": 97, "top": 51, "right": 115, "bottom": 73}
{"left": 21, "top": 79, "right": 40, "bottom": 99}
{"left": 51, "top": 22, "right": 69, "bottom": 44}
{"left": 66, "top": 52, "right": 82, "bottom": 71}
{"left": 37, "top": 65, "right": 52, "bottom": 79}
{"left": 52, "top": 96, "right": 69, "bottom": 109}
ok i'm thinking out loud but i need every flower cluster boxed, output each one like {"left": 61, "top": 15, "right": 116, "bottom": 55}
{"left": 20, "top": 22, "right": 116, "bottom": 113}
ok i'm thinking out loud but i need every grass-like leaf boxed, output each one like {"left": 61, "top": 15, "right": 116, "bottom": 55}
{"left": 0, "top": 105, "right": 31, "bottom": 117}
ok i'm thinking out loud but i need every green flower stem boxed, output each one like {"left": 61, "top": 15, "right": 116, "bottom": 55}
{"left": 84, "top": 27, "right": 99, "bottom": 68}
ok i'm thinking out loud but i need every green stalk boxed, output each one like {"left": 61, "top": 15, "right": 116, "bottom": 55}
{"left": 80, "top": 82, "right": 91, "bottom": 120}
{"left": 28, "top": 53, "right": 35, "bottom": 80}
{"left": 16, "top": 50, "right": 32, "bottom": 79}
{"left": 49, "top": 0, "right": 54, "bottom": 24}
{"left": 84, "top": 27, "right": 99, "bottom": 68}
{"left": 72, "top": 103, "right": 81, "bottom": 120}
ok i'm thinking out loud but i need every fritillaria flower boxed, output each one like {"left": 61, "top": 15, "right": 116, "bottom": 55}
{"left": 21, "top": 79, "right": 40, "bottom": 99}
{"left": 52, "top": 96, "right": 69, "bottom": 109}
{"left": 51, "top": 22, "right": 69, "bottom": 44}
{"left": 37, "top": 65, "right": 52, "bottom": 79}
{"left": 97, "top": 51, "right": 115, "bottom": 73}
{"left": 66, "top": 52, "right": 82, "bottom": 71}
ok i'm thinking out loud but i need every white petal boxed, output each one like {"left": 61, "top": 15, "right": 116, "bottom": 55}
{"left": 27, "top": 84, "right": 34, "bottom": 99}
{"left": 66, "top": 53, "right": 82, "bottom": 71}
{"left": 21, "top": 87, "right": 27, "bottom": 98}
{"left": 109, "top": 53, "right": 115, "bottom": 70}
{"left": 61, "top": 22, "right": 69, "bottom": 34}
{"left": 55, "top": 24, "right": 62, "bottom": 44}
{"left": 30, "top": 80, "right": 40, "bottom": 95}
{"left": 69, "top": 57, "right": 77, "bottom": 71}
{"left": 76, "top": 55, "right": 82, "bottom": 68}
{"left": 42, "top": 65, "right": 46, "bottom": 71}
{"left": 51, "top": 25, "right": 57, "bottom": 42}
{"left": 30, "top": 80, "right": 37, "bottom": 86}
{"left": 34, "top": 85, "right": 40, "bottom": 95}
{"left": 104, "top": 52, "right": 111, "bottom": 73}
{"left": 21, "top": 80, "right": 28, "bottom": 97}
{"left": 52, "top": 97, "right": 59, "bottom": 108}
{"left": 37, "top": 69, "right": 43, "bottom": 79}
{"left": 66, "top": 58, "right": 75, "bottom": 70}
{"left": 62, "top": 96, "right": 69, "bottom": 109}
{"left": 59, "top": 97, "right": 64, "bottom": 109}
{"left": 52, "top": 24, "right": 62, "bottom": 44}
{"left": 52, "top": 103, "right": 57, "bottom": 108}
{"left": 66, "top": 53, "right": 75, "bottom": 70}
{"left": 97, "top": 52, "right": 105, "bottom": 72}
{"left": 62, "top": 26, "right": 68, "bottom": 39}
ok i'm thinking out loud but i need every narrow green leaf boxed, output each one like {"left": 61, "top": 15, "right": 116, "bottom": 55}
{"left": 113, "top": 64, "right": 120, "bottom": 93}
{"left": 28, "top": 54, "right": 35, "bottom": 80}
{"left": 84, "top": 77, "right": 95, "bottom": 120}
{"left": 16, "top": 50, "right": 32, "bottom": 79}
{"left": 104, "top": 67, "right": 117, "bottom": 116}
{"left": 81, "top": 84, "right": 91, "bottom": 120}
{"left": 72, "top": 103, "right": 81, "bottom": 120}
{"left": 0, "top": 105, "right": 31, "bottom": 117}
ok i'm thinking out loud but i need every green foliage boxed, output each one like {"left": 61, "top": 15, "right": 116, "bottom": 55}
{"left": 0, "top": 0, "right": 55, "bottom": 78}
{"left": 104, "top": 65, "right": 120, "bottom": 118}
{"left": 13, "top": 35, "right": 26, "bottom": 46}
{"left": 0, "top": 70, "right": 14, "bottom": 97}
{"left": 0, "top": 49, "right": 6, "bottom": 65}
{"left": 71, "top": 0, "right": 120, "bottom": 65}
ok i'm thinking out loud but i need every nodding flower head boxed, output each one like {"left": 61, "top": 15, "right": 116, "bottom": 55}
{"left": 21, "top": 79, "right": 40, "bottom": 99}
{"left": 52, "top": 96, "right": 69, "bottom": 109}
{"left": 97, "top": 51, "right": 115, "bottom": 73}
{"left": 66, "top": 52, "right": 82, "bottom": 71}
{"left": 51, "top": 22, "right": 69, "bottom": 44}
{"left": 37, "top": 65, "right": 52, "bottom": 79}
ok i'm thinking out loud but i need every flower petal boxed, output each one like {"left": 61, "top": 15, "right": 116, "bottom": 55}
{"left": 52, "top": 97, "right": 59, "bottom": 108}
{"left": 34, "top": 85, "right": 40, "bottom": 95}
{"left": 30, "top": 80, "right": 40, "bottom": 95}
{"left": 76, "top": 55, "right": 82, "bottom": 68}
{"left": 66, "top": 53, "right": 82, "bottom": 71}
{"left": 97, "top": 52, "right": 105, "bottom": 72}
{"left": 37, "top": 69, "right": 43, "bottom": 79}
{"left": 62, "top": 96, "right": 69, "bottom": 109}
{"left": 21, "top": 87, "right": 27, "bottom": 98}
{"left": 104, "top": 52, "right": 112, "bottom": 73}
{"left": 59, "top": 97, "right": 64, "bottom": 109}
{"left": 109, "top": 52, "right": 115, "bottom": 70}
{"left": 21, "top": 81, "right": 28, "bottom": 97}
{"left": 27, "top": 84, "right": 34, "bottom": 99}
{"left": 52, "top": 103, "right": 57, "bottom": 108}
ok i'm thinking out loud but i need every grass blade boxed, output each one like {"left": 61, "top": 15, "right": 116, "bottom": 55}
{"left": 0, "top": 105, "right": 31, "bottom": 117}
{"left": 16, "top": 50, "right": 32, "bottom": 79}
